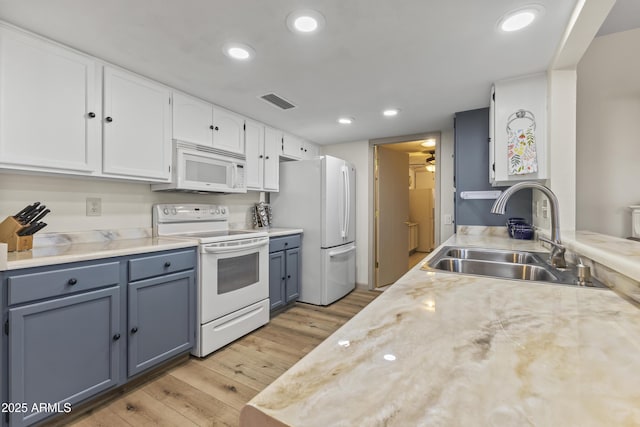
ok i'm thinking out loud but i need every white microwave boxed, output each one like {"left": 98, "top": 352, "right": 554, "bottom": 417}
{"left": 152, "top": 141, "right": 247, "bottom": 193}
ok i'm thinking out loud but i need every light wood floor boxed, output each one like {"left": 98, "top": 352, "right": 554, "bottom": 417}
{"left": 63, "top": 289, "right": 380, "bottom": 427}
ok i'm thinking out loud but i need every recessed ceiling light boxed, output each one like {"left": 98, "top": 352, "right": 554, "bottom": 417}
{"left": 287, "top": 10, "right": 326, "bottom": 34}
{"left": 222, "top": 43, "right": 255, "bottom": 60}
{"left": 338, "top": 117, "right": 354, "bottom": 125}
{"left": 498, "top": 6, "right": 543, "bottom": 32}
{"left": 383, "top": 109, "right": 399, "bottom": 117}
{"left": 421, "top": 139, "right": 436, "bottom": 148}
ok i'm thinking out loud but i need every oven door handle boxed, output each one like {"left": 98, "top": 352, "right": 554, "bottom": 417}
{"left": 203, "top": 239, "right": 268, "bottom": 254}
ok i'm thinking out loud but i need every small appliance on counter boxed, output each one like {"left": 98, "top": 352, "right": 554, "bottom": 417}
{"left": 251, "top": 202, "right": 272, "bottom": 229}
{"left": 0, "top": 202, "right": 50, "bottom": 251}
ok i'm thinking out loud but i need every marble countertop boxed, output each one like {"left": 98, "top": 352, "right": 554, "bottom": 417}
{"left": 241, "top": 233, "right": 640, "bottom": 426}
{"left": 2, "top": 229, "right": 197, "bottom": 271}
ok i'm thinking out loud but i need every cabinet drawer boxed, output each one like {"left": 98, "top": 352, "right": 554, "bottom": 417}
{"left": 269, "top": 235, "right": 301, "bottom": 253}
{"left": 129, "top": 249, "right": 196, "bottom": 282}
{"left": 8, "top": 262, "right": 120, "bottom": 306}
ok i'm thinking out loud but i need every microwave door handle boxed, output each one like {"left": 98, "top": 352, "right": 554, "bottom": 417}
{"left": 203, "top": 239, "right": 268, "bottom": 254}
{"left": 231, "top": 163, "right": 237, "bottom": 188}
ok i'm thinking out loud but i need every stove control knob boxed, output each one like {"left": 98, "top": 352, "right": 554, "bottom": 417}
{"left": 162, "top": 208, "right": 169, "bottom": 215}
{"left": 215, "top": 209, "right": 220, "bottom": 214}
{"left": 171, "top": 208, "right": 177, "bottom": 215}
{"left": 221, "top": 208, "right": 226, "bottom": 214}
{"left": 209, "top": 209, "right": 215, "bottom": 215}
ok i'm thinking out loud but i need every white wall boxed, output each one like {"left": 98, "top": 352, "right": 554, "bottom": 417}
{"left": 439, "top": 128, "right": 455, "bottom": 242}
{"left": 576, "top": 28, "right": 640, "bottom": 237}
{"left": 0, "top": 172, "right": 260, "bottom": 232}
{"left": 320, "top": 141, "right": 370, "bottom": 286}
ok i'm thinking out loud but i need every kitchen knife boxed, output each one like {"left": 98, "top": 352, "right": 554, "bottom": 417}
{"left": 26, "top": 222, "right": 47, "bottom": 235}
{"left": 23, "top": 205, "right": 46, "bottom": 223}
{"left": 13, "top": 203, "right": 37, "bottom": 220}
{"left": 18, "top": 222, "right": 47, "bottom": 236}
{"left": 15, "top": 202, "right": 40, "bottom": 223}
{"left": 28, "top": 208, "right": 50, "bottom": 225}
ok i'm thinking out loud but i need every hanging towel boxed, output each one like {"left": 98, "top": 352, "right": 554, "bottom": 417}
{"left": 506, "top": 109, "right": 538, "bottom": 175}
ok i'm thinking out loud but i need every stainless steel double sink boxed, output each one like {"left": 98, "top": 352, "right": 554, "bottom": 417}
{"left": 422, "top": 246, "right": 606, "bottom": 288}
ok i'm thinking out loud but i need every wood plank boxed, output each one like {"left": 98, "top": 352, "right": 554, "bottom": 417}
{"left": 142, "top": 374, "right": 240, "bottom": 427}
{"left": 170, "top": 362, "right": 260, "bottom": 412}
{"left": 107, "top": 388, "right": 199, "bottom": 427}
{"left": 69, "top": 406, "right": 134, "bottom": 427}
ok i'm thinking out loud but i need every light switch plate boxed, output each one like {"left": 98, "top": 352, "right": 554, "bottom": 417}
{"left": 86, "top": 197, "right": 102, "bottom": 216}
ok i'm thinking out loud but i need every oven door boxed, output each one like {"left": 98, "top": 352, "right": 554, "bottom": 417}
{"left": 199, "top": 237, "right": 269, "bottom": 322}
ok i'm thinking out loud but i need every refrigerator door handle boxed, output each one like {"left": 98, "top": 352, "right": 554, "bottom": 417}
{"left": 344, "top": 167, "right": 350, "bottom": 239}
{"left": 341, "top": 166, "right": 348, "bottom": 238}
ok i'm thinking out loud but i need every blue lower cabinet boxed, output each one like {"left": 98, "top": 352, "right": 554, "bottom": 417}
{"left": 0, "top": 247, "right": 197, "bottom": 426}
{"left": 268, "top": 235, "right": 301, "bottom": 312}
{"left": 8, "top": 287, "right": 121, "bottom": 427}
{"left": 128, "top": 270, "right": 195, "bottom": 377}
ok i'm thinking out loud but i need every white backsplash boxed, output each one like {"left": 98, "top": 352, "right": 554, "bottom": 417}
{"left": 0, "top": 172, "right": 261, "bottom": 233}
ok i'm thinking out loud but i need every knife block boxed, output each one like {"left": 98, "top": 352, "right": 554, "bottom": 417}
{"left": 0, "top": 216, "right": 33, "bottom": 252}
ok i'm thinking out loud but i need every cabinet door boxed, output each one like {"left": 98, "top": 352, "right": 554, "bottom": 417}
{"left": 172, "top": 91, "right": 213, "bottom": 146}
{"left": 213, "top": 107, "right": 245, "bottom": 155}
{"left": 269, "top": 251, "right": 286, "bottom": 311}
{"left": 285, "top": 247, "right": 301, "bottom": 303}
{"left": 281, "top": 133, "right": 303, "bottom": 160}
{"left": 491, "top": 73, "right": 547, "bottom": 184}
{"left": 128, "top": 270, "right": 195, "bottom": 377}
{"left": 103, "top": 66, "right": 171, "bottom": 181}
{"left": 245, "top": 120, "right": 265, "bottom": 190}
{"left": 0, "top": 26, "right": 100, "bottom": 174}
{"left": 263, "top": 127, "right": 281, "bottom": 192}
{"left": 8, "top": 287, "right": 120, "bottom": 427}
{"left": 303, "top": 141, "right": 319, "bottom": 159}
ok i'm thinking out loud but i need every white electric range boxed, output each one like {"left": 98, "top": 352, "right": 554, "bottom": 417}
{"left": 153, "top": 204, "right": 269, "bottom": 357}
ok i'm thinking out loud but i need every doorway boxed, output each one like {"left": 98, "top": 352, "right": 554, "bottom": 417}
{"left": 373, "top": 134, "right": 439, "bottom": 288}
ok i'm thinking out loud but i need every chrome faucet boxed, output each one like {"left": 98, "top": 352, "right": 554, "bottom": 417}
{"left": 490, "top": 181, "right": 567, "bottom": 268}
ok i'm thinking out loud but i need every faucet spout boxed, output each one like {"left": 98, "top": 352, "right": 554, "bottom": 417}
{"left": 491, "top": 181, "right": 566, "bottom": 268}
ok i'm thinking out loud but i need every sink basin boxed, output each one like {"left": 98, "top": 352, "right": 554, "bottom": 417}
{"left": 422, "top": 246, "right": 607, "bottom": 288}
{"left": 443, "top": 247, "right": 543, "bottom": 264}
{"left": 431, "top": 258, "right": 559, "bottom": 282}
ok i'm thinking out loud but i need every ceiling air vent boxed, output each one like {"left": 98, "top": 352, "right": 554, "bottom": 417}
{"left": 260, "top": 93, "right": 296, "bottom": 110}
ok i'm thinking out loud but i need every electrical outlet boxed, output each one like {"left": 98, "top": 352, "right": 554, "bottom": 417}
{"left": 86, "top": 197, "right": 102, "bottom": 216}
{"left": 443, "top": 214, "right": 453, "bottom": 225}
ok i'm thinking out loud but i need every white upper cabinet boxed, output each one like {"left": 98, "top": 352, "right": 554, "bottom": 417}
{"left": 102, "top": 66, "right": 171, "bottom": 181}
{"left": 172, "top": 92, "right": 245, "bottom": 155}
{"left": 490, "top": 73, "right": 548, "bottom": 186}
{"left": 302, "top": 140, "right": 319, "bottom": 159}
{"left": 246, "top": 122, "right": 279, "bottom": 192}
{"left": 172, "top": 91, "right": 213, "bottom": 147}
{"left": 213, "top": 107, "right": 245, "bottom": 155}
{"left": 281, "top": 133, "right": 303, "bottom": 160}
{"left": 263, "top": 126, "right": 280, "bottom": 191}
{"left": 0, "top": 26, "right": 100, "bottom": 174}
{"left": 245, "top": 119, "right": 265, "bottom": 190}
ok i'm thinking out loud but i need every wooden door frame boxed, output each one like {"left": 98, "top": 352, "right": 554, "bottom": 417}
{"left": 368, "top": 132, "right": 441, "bottom": 289}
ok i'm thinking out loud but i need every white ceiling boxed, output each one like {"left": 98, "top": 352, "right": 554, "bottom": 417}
{"left": 0, "top": 0, "right": 579, "bottom": 145}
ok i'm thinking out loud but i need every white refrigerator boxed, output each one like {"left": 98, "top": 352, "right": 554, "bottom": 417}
{"left": 271, "top": 155, "right": 356, "bottom": 305}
